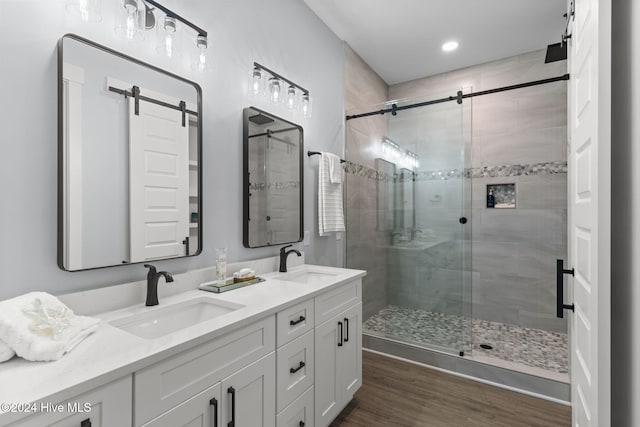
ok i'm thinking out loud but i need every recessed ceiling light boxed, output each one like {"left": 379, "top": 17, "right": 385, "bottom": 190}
{"left": 442, "top": 41, "right": 459, "bottom": 52}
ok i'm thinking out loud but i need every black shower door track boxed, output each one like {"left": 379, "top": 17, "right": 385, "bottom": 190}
{"left": 345, "top": 73, "right": 570, "bottom": 121}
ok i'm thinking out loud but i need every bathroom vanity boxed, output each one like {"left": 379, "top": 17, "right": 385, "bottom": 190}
{"left": 0, "top": 264, "right": 364, "bottom": 427}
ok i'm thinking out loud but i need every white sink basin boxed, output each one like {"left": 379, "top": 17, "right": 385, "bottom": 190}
{"left": 276, "top": 267, "right": 340, "bottom": 285}
{"left": 109, "top": 297, "right": 244, "bottom": 339}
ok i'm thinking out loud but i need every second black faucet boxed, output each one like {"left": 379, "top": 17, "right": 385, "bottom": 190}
{"left": 279, "top": 245, "right": 301, "bottom": 273}
{"left": 144, "top": 264, "right": 174, "bottom": 306}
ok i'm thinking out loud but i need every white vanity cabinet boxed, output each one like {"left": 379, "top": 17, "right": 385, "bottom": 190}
{"left": 314, "top": 281, "right": 362, "bottom": 427}
{"left": 133, "top": 316, "right": 276, "bottom": 427}
{"left": 7, "top": 376, "right": 132, "bottom": 427}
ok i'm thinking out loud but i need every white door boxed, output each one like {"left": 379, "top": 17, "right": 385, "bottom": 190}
{"left": 129, "top": 98, "right": 189, "bottom": 262}
{"left": 567, "top": 0, "right": 611, "bottom": 425}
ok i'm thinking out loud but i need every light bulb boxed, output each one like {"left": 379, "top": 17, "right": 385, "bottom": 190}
{"left": 125, "top": 7, "right": 137, "bottom": 39}
{"left": 286, "top": 86, "right": 297, "bottom": 110}
{"left": 251, "top": 67, "right": 263, "bottom": 95}
{"left": 66, "top": 0, "right": 102, "bottom": 23}
{"left": 157, "top": 16, "right": 179, "bottom": 57}
{"left": 269, "top": 78, "right": 282, "bottom": 103}
{"left": 301, "top": 93, "right": 312, "bottom": 118}
{"left": 192, "top": 35, "right": 209, "bottom": 72}
{"left": 115, "top": 0, "right": 143, "bottom": 40}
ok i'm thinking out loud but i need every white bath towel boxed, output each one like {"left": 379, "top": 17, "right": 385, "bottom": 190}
{"left": 0, "top": 339, "right": 15, "bottom": 363}
{"left": 0, "top": 292, "right": 100, "bottom": 362}
{"left": 327, "top": 152, "right": 343, "bottom": 184}
{"left": 318, "top": 152, "right": 345, "bottom": 236}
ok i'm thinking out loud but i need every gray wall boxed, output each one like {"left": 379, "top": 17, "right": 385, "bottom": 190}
{"left": 343, "top": 44, "right": 390, "bottom": 321}
{"left": 611, "top": 0, "right": 640, "bottom": 425}
{"left": 0, "top": 0, "right": 344, "bottom": 300}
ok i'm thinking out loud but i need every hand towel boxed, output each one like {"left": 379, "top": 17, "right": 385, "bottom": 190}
{"left": 0, "top": 340, "right": 15, "bottom": 363}
{"left": 326, "top": 152, "right": 343, "bottom": 184}
{"left": 318, "top": 152, "right": 346, "bottom": 236}
{"left": 0, "top": 292, "right": 100, "bottom": 362}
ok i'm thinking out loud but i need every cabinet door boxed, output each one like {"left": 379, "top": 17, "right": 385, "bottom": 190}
{"left": 339, "top": 303, "right": 362, "bottom": 400}
{"left": 314, "top": 317, "right": 342, "bottom": 427}
{"left": 221, "top": 352, "right": 275, "bottom": 427}
{"left": 9, "top": 376, "right": 132, "bottom": 427}
{"left": 141, "top": 383, "right": 220, "bottom": 427}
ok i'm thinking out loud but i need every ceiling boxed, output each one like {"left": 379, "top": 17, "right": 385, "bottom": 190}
{"left": 303, "top": 0, "right": 567, "bottom": 85}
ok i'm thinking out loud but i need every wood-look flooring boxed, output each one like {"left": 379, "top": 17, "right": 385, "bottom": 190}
{"left": 330, "top": 351, "right": 571, "bottom": 427}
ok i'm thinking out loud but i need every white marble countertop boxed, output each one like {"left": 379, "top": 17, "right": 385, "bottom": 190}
{"left": 0, "top": 263, "right": 365, "bottom": 424}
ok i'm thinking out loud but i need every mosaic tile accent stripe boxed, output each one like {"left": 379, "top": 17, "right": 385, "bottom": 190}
{"left": 248, "top": 181, "right": 300, "bottom": 191}
{"left": 344, "top": 161, "right": 568, "bottom": 182}
{"left": 363, "top": 304, "right": 568, "bottom": 374}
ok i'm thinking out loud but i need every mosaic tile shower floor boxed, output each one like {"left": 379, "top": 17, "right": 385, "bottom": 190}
{"left": 363, "top": 305, "right": 568, "bottom": 374}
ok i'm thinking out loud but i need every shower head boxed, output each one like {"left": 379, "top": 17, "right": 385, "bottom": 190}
{"left": 249, "top": 113, "right": 274, "bottom": 125}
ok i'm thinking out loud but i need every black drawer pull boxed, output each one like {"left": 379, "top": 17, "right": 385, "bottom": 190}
{"left": 290, "top": 361, "right": 306, "bottom": 374}
{"left": 299, "top": 421, "right": 306, "bottom": 427}
{"left": 290, "top": 315, "right": 306, "bottom": 326}
{"left": 80, "top": 419, "right": 91, "bottom": 427}
{"left": 338, "top": 321, "right": 343, "bottom": 347}
{"left": 210, "top": 397, "right": 218, "bottom": 427}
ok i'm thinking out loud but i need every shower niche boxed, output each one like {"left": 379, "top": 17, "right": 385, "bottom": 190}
{"left": 486, "top": 183, "right": 516, "bottom": 208}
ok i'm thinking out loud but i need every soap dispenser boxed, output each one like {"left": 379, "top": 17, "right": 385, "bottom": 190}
{"left": 487, "top": 188, "right": 495, "bottom": 208}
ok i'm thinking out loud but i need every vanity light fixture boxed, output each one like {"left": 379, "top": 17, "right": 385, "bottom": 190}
{"left": 68, "top": 0, "right": 209, "bottom": 71}
{"left": 382, "top": 137, "right": 401, "bottom": 161}
{"left": 251, "top": 62, "right": 313, "bottom": 118}
{"left": 405, "top": 151, "right": 419, "bottom": 170}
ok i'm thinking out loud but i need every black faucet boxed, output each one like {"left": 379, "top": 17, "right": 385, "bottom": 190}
{"left": 144, "top": 264, "right": 174, "bottom": 306}
{"left": 279, "top": 245, "right": 302, "bottom": 273}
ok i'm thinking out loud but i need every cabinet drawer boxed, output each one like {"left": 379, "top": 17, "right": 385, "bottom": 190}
{"left": 134, "top": 316, "right": 275, "bottom": 426}
{"left": 276, "top": 298, "right": 314, "bottom": 347}
{"left": 276, "top": 330, "right": 314, "bottom": 412}
{"left": 315, "top": 279, "right": 361, "bottom": 326}
{"left": 276, "top": 386, "right": 314, "bottom": 427}
{"left": 8, "top": 376, "right": 132, "bottom": 427}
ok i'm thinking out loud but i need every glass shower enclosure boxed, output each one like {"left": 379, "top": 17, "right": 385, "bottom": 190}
{"left": 347, "top": 90, "right": 472, "bottom": 356}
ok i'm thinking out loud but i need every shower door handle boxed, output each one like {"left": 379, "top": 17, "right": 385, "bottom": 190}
{"left": 556, "top": 259, "right": 575, "bottom": 318}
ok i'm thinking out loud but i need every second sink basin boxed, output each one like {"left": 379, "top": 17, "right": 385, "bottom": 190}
{"left": 276, "top": 267, "right": 340, "bottom": 285}
{"left": 109, "top": 297, "right": 244, "bottom": 339}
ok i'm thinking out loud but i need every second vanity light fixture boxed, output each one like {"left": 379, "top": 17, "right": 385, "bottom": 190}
{"left": 65, "top": 0, "right": 210, "bottom": 72}
{"left": 250, "top": 62, "right": 313, "bottom": 118}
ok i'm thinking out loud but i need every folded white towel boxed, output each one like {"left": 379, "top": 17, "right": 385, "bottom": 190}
{"left": 0, "top": 339, "right": 15, "bottom": 363}
{"left": 318, "top": 152, "right": 345, "bottom": 236}
{"left": 0, "top": 292, "right": 100, "bottom": 362}
{"left": 326, "top": 152, "right": 343, "bottom": 184}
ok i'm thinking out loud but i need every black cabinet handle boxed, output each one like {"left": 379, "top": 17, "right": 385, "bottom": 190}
{"left": 299, "top": 421, "right": 306, "bottom": 427}
{"left": 210, "top": 397, "right": 218, "bottom": 427}
{"left": 290, "top": 361, "right": 306, "bottom": 374}
{"left": 80, "top": 419, "right": 91, "bottom": 427}
{"left": 227, "top": 387, "right": 235, "bottom": 427}
{"left": 290, "top": 315, "right": 306, "bottom": 326}
{"left": 338, "top": 321, "right": 343, "bottom": 347}
{"left": 344, "top": 317, "right": 349, "bottom": 342}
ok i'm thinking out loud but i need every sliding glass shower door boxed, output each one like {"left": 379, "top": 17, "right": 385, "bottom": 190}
{"left": 347, "top": 90, "right": 471, "bottom": 355}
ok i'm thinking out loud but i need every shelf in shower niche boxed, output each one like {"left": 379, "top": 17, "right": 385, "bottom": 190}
{"left": 487, "top": 183, "right": 516, "bottom": 209}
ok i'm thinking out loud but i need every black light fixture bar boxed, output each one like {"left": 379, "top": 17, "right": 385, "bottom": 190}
{"left": 346, "top": 73, "right": 570, "bottom": 121}
{"left": 144, "top": 0, "right": 207, "bottom": 37}
{"left": 254, "top": 62, "right": 309, "bottom": 95}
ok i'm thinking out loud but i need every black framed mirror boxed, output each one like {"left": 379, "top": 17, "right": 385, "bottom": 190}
{"left": 58, "top": 34, "right": 202, "bottom": 271}
{"left": 243, "top": 107, "right": 303, "bottom": 248}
